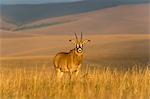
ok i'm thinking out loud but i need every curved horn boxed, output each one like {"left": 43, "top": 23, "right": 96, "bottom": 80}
{"left": 74, "top": 33, "right": 78, "bottom": 41}
{"left": 81, "top": 32, "right": 83, "bottom": 41}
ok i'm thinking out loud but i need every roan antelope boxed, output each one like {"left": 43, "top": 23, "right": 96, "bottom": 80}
{"left": 53, "top": 33, "right": 90, "bottom": 79}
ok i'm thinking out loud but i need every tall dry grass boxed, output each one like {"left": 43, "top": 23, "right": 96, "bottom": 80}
{"left": 0, "top": 65, "right": 150, "bottom": 99}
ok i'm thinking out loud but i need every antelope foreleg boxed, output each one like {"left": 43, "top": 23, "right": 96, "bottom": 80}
{"left": 75, "top": 70, "right": 79, "bottom": 77}
{"left": 56, "top": 69, "right": 63, "bottom": 80}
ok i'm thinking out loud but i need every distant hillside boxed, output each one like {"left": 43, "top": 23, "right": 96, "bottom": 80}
{"left": 0, "top": 16, "right": 17, "bottom": 30}
{"left": 0, "top": 0, "right": 149, "bottom": 26}
{"left": 16, "top": 4, "right": 149, "bottom": 35}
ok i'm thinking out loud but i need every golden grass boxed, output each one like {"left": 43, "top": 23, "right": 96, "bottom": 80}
{"left": 0, "top": 66, "right": 150, "bottom": 99}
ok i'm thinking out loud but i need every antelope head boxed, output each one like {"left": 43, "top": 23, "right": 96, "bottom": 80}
{"left": 69, "top": 32, "right": 90, "bottom": 53}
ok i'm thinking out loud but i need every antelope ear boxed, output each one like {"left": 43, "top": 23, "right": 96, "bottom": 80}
{"left": 82, "top": 40, "right": 91, "bottom": 44}
{"left": 69, "top": 40, "right": 76, "bottom": 44}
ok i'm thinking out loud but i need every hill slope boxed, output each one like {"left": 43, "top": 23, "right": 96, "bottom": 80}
{"left": 0, "top": 0, "right": 149, "bottom": 26}
{"left": 0, "top": 3, "right": 149, "bottom": 66}
{"left": 18, "top": 4, "right": 149, "bottom": 34}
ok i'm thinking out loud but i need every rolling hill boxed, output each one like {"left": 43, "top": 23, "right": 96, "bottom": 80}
{"left": 0, "top": 2, "right": 149, "bottom": 66}
{"left": 0, "top": 0, "right": 149, "bottom": 27}
{"left": 17, "top": 3, "right": 149, "bottom": 35}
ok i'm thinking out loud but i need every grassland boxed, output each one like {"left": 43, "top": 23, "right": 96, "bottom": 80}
{"left": 0, "top": 3, "right": 149, "bottom": 99}
{"left": 0, "top": 64, "right": 150, "bottom": 99}
{"left": 0, "top": 33, "right": 149, "bottom": 99}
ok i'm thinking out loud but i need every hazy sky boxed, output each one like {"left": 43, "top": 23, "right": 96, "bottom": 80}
{"left": 0, "top": 0, "right": 82, "bottom": 4}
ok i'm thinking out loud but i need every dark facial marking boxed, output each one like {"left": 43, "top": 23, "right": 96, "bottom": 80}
{"left": 76, "top": 43, "right": 83, "bottom": 53}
